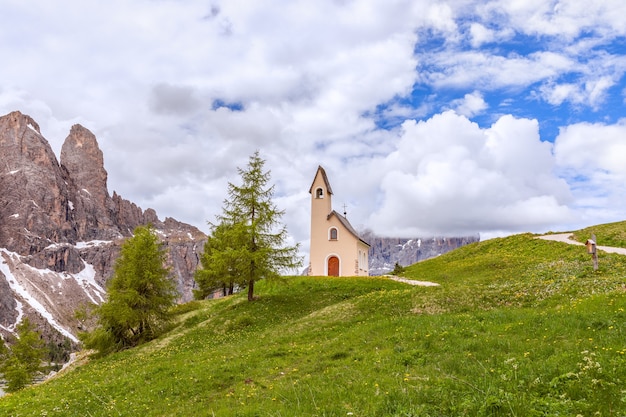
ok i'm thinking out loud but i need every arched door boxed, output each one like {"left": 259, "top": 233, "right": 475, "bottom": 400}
{"left": 328, "top": 256, "right": 339, "bottom": 276}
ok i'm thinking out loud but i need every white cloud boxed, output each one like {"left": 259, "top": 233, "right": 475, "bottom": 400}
{"left": 555, "top": 121, "right": 626, "bottom": 191}
{"left": 449, "top": 91, "right": 488, "bottom": 117}
{"left": 540, "top": 83, "right": 581, "bottom": 106}
{"left": 369, "top": 112, "right": 573, "bottom": 237}
{"left": 469, "top": 23, "right": 495, "bottom": 47}
{"left": 418, "top": 50, "right": 575, "bottom": 90}
{"left": 415, "top": 1, "right": 626, "bottom": 110}
{"left": 425, "top": 2, "right": 458, "bottom": 35}
{"left": 1, "top": 0, "right": 626, "bottom": 251}
{"left": 585, "top": 77, "right": 617, "bottom": 108}
{"left": 553, "top": 120, "right": 626, "bottom": 226}
{"left": 480, "top": 0, "right": 626, "bottom": 39}
{"left": 555, "top": 120, "right": 626, "bottom": 177}
{"left": 540, "top": 72, "right": 622, "bottom": 109}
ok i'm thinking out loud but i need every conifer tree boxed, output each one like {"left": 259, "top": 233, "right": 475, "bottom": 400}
{"left": 0, "top": 318, "right": 47, "bottom": 392}
{"left": 195, "top": 151, "right": 301, "bottom": 301}
{"left": 194, "top": 221, "right": 249, "bottom": 298}
{"left": 0, "top": 334, "right": 10, "bottom": 389}
{"left": 0, "top": 336, "right": 6, "bottom": 361}
{"left": 81, "top": 225, "right": 177, "bottom": 355}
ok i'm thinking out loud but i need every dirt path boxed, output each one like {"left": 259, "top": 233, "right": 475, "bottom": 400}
{"left": 537, "top": 233, "right": 626, "bottom": 255}
{"left": 386, "top": 275, "right": 440, "bottom": 286}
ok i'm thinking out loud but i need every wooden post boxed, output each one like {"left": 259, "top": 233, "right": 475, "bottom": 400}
{"left": 586, "top": 234, "right": 598, "bottom": 271}
{"left": 593, "top": 249, "right": 598, "bottom": 271}
{"left": 592, "top": 233, "right": 598, "bottom": 271}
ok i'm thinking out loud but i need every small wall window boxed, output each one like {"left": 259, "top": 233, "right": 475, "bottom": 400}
{"left": 329, "top": 227, "right": 338, "bottom": 240}
{"left": 316, "top": 188, "right": 324, "bottom": 198}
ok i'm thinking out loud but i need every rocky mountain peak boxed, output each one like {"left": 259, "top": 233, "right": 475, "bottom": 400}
{"left": 60, "top": 123, "right": 118, "bottom": 241}
{"left": 60, "top": 124, "right": 108, "bottom": 204}
{"left": 0, "top": 111, "right": 72, "bottom": 254}
{"left": 0, "top": 111, "right": 206, "bottom": 348}
{"left": 2, "top": 110, "right": 42, "bottom": 137}
{"left": 0, "top": 111, "right": 54, "bottom": 169}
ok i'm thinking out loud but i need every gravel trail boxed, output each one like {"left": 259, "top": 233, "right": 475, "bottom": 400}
{"left": 537, "top": 233, "right": 626, "bottom": 255}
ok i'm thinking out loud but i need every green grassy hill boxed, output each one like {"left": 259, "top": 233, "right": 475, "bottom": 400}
{"left": 572, "top": 220, "right": 626, "bottom": 247}
{"left": 2, "top": 225, "right": 626, "bottom": 416}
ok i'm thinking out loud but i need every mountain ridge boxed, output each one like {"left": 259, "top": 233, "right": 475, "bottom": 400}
{"left": 362, "top": 230, "right": 479, "bottom": 275}
{"left": 0, "top": 111, "right": 205, "bottom": 347}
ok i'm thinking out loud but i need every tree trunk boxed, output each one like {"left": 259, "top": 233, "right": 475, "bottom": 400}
{"left": 247, "top": 279, "right": 255, "bottom": 301}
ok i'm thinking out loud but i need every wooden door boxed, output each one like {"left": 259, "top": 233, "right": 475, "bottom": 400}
{"left": 328, "top": 256, "right": 339, "bottom": 276}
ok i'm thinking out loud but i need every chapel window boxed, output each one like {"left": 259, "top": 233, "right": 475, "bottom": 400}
{"left": 316, "top": 188, "right": 324, "bottom": 198}
{"left": 329, "top": 227, "right": 338, "bottom": 240}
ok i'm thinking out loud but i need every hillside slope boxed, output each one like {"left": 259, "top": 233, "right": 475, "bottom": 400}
{"left": 1, "top": 229, "right": 626, "bottom": 416}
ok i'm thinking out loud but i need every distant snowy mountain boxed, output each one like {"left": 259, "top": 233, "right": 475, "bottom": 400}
{"left": 361, "top": 230, "right": 479, "bottom": 275}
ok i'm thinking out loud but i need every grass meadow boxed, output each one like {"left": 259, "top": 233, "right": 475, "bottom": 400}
{"left": 1, "top": 225, "right": 626, "bottom": 416}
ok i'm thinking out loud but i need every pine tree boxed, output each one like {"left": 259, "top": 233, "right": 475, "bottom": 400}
{"left": 0, "top": 318, "right": 48, "bottom": 392}
{"left": 81, "top": 225, "right": 177, "bottom": 355}
{"left": 194, "top": 221, "right": 249, "bottom": 298}
{"left": 0, "top": 335, "right": 9, "bottom": 388}
{"left": 0, "top": 336, "right": 7, "bottom": 360}
{"left": 195, "top": 151, "right": 302, "bottom": 301}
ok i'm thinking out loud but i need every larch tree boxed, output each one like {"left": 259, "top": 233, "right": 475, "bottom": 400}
{"left": 81, "top": 225, "right": 177, "bottom": 355}
{"left": 0, "top": 336, "right": 6, "bottom": 361}
{"left": 0, "top": 318, "right": 48, "bottom": 392}
{"left": 194, "top": 220, "right": 249, "bottom": 298}
{"left": 195, "top": 151, "right": 302, "bottom": 301}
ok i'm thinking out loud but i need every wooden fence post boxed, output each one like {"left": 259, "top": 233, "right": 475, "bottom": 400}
{"left": 586, "top": 234, "right": 598, "bottom": 271}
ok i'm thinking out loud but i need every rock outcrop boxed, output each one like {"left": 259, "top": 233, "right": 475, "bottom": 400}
{"left": 0, "top": 112, "right": 74, "bottom": 254}
{"left": 0, "top": 111, "right": 205, "bottom": 347}
{"left": 361, "top": 230, "right": 480, "bottom": 275}
{"left": 60, "top": 124, "right": 118, "bottom": 240}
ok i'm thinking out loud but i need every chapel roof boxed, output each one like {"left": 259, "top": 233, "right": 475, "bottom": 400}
{"left": 328, "top": 210, "right": 370, "bottom": 247}
{"left": 308, "top": 165, "right": 333, "bottom": 195}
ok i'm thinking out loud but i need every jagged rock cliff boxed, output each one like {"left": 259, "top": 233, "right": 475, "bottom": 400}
{"left": 361, "top": 230, "right": 480, "bottom": 275}
{"left": 0, "top": 111, "right": 205, "bottom": 346}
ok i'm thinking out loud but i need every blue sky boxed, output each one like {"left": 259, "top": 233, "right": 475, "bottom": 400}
{"left": 1, "top": 0, "right": 625, "bottom": 255}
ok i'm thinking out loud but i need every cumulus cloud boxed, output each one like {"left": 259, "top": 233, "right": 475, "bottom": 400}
{"left": 468, "top": 23, "right": 495, "bottom": 47}
{"left": 555, "top": 120, "right": 626, "bottom": 177}
{"left": 369, "top": 112, "right": 573, "bottom": 237}
{"left": 1, "top": 0, "right": 626, "bottom": 251}
{"left": 425, "top": 2, "right": 458, "bottom": 35}
{"left": 449, "top": 91, "right": 488, "bottom": 117}
{"left": 554, "top": 120, "right": 626, "bottom": 224}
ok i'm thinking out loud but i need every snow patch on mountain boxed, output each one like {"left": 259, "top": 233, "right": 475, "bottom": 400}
{"left": 75, "top": 240, "right": 111, "bottom": 249}
{"left": 71, "top": 263, "right": 105, "bottom": 304}
{"left": 0, "top": 249, "right": 79, "bottom": 342}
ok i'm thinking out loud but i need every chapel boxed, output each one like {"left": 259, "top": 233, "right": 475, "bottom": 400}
{"left": 308, "top": 166, "right": 370, "bottom": 276}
